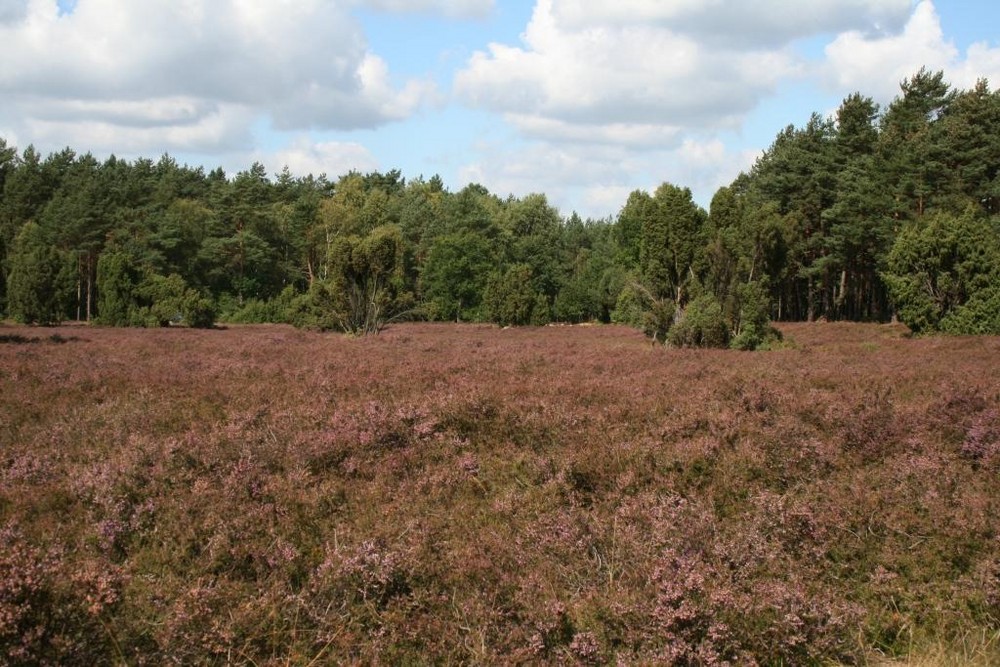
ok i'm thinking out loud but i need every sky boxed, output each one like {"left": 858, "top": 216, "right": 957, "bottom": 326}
{"left": 1, "top": 0, "right": 999, "bottom": 219}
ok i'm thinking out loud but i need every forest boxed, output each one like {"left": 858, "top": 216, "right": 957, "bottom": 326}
{"left": 2, "top": 68, "right": 1000, "bottom": 344}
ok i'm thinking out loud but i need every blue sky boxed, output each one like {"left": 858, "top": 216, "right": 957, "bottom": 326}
{"left": 2, "top": 1, "right": 999, "bottom": 218}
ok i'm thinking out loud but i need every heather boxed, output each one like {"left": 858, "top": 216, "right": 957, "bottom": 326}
{"left": 2, "top": 321, "right": 999, "bottom": 664}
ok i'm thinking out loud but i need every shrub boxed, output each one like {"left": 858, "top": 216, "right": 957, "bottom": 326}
{"left": 133, "top": 273, "right": 216, "bottom": 328}
{"left": 610, "top": 281, "right": 647, "bottom": 328}
{"left": 285, "top": 282, "right": 340, "bottom": 330}
{"left": 484, "top": 265, "right": 537, "bottom": 326}
{"left": 669, "top": 293, "right": 729, "bottom": 348}
{"left": 729, "top": 281, "right": 782, "bottom": 350}
{"left": 939, "top": 286, "right": 1000, "bottom": 335}
{"left": 0, "top": 524, "right": 122, "bottom": 664}
{"left": 883, "top": 210, "right": 1000, "bottom": 334}
{"left": 2, "top": 321, "right": 998, "bottom": 663}
{"left": 612, "top": 281, "right": 675, "bottom": 343}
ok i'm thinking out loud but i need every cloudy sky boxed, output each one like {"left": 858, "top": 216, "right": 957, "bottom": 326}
{"left": 1, "top": 0, "right": 998, "bottom": 218}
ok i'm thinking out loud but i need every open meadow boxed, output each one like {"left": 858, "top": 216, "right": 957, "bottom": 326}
{"left": 2, "top": 321, "right": 1000, "bottom": 664}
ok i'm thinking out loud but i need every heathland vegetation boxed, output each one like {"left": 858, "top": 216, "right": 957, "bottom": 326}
{"left": 1, "top": 322, "right": 999, "bottom": 663}
{"left": 2, "top": 69, "right": 1000, "bottom": 343}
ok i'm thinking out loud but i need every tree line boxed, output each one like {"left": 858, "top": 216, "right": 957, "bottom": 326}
{"left": 2, "top": 68, "right": 999, "bottom": 344}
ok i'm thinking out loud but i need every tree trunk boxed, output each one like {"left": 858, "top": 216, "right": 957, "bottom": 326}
{"left": 86, "top": 254, "right": 93, "bottom": 322}
{"left": 807, "top": 276, "right": 815, "bottom": 322}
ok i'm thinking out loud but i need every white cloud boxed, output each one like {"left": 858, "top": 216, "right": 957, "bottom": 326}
{"left": 456, "top": 0, "right": 841, "bottom": 149}
{"left": 454, "top": 0, "right": 1000, "bottom": 215}
{"left": 266, "top": 137, "right": 379, "bottom": 180}
{"left": 361, "top": 0, "right": 493, "bottom": 20}
{"left": 21, "top": 103, "right": 256, "bottom": 156}
{"left": 825, "top": 0, "right": 1000, "bottom": 102}
{"left": 825, "top": 1, "right": 955, "bottom": 100}
{"left": 456, "top": 135, "right": 759, "bottom": 219}
{"left": 457, "top": 140, "right": 632, "bottom": 212}
{"left": 0, "top": 0, "right": 433, "bottom": 155}
{"left": 454, "top": 0, "right": 936, "bottom": 152}
{"left": 0, "top": 0, "right": 28, "bottom": 24}
{"left": 952, "top": 41, "right": 1000, "bottom": 90}
{"left": 24, "top": 96, "right": 218, "bottom": 128}
{"left": 451, "top": 0, "right": 952, "bottom": 216}
{"left": 551, "top": 0, "right": 911, "bottom": 47}
{"left": 507, "top": 115, "right": 684, "bottom": 148}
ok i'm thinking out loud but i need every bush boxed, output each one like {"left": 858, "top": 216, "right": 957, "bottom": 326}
{"left": 612, "top": 281, "right": 676, "bottom": 343}
{"left": 730, "top": 282, "right": 782, "bottom": 350}
{"left": 97, "top": 245, "right": 215, "bottom": 328}
{"left": 222, "top": 287, "right": 299, "bottom": 325}
{"left": 285, "top": 282, "right": 340, "bottom": 331}
{"left": 883, "top": 210, "right": 1000, "bottom": 334}
{"left": 484, "top": 265, "right": 538, "bottom": 326}
{"left": 610, "top": 282, "right": 647, "bottom": 328}
{"left": 182, "top": 292, "right": 218, "bottom": 329}
{"left": 939, "top": 286, "right": 1000, "bottom": 335}
{"left": 133, "top": 273, "right": 216, "bottom": 328}
{"left": 530, "top": 292, "right": 551, "bottom": 326}
{"left": 669, "top": 293, "right": 729, "bottom": 348}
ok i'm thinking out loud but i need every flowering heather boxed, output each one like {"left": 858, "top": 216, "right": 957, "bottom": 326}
{"left": 1, "top": 321, "right": 999, "bottom": 664}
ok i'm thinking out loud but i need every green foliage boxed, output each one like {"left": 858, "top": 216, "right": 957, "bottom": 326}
{"left": 133, "top": 273, "right": 216, "bottom": 328}
{"left": 610, "top": 281, "right": 647, "bottom": 329}
{"left": 484, "top": 264, "right": 539, "bottom": 327}
{"left": 611, "top": 281, "right": 676, "bottom": 343}
{"left": 638, "top": 183, "right": 706, "bottom": 304}
{"left": 668, "top": 293, "right": 729, "bottom": 348}
{"left": 615, "top": 182, "right": 782, "bottom": 349}
{"left": 530, "top": 292, "right": 551, "bottom": 326}
{"left": 96, "top": 246, "right": 143, "bottom": 326}
{"left": 285, "top": 282, "right": 340, "bottom": 331}
{"left": 420, "top": 232, "right": 493, "bottom": 321}
{"left": 882, "top": 210, "right": 1000, "bottom": 334}
{"left": 503, "top": 194, "right": 564, "bottom": 304}
{"left": 555, "top": 225, "right": 620, "bottom": 324}
{"left": 728, "top": 281, "right": 783, "bottom": 350}
{"left": 643, "top": 297, "right": 676, "bottom": 344}
{"left": 553, "top": 275, "right": 597, "bottom": 324}
{"left": 938, "top": 286, "right": 1000, "bottom": 335}
{"left": 323, "top": 224, "right": 410, "bottom": 335}
{"left": 222, "top": 287, "right": 298, "bottom": 325}
{"left": 97, "top": 242, "right": 215, "bottom": 328}
{"left": 6, "top": 222, "right": 74, "bottom": 324}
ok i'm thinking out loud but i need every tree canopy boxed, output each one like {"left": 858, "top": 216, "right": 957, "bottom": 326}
{"left": 2, "top": 70, "right": 999, "bottom": 341}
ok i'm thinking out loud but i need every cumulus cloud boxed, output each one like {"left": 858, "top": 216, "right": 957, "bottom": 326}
{"left": 453, "top": 0, "right": 937, "bottom": 148}
{"left": 551, "top": 0, "right": 911, "bottom": 48}
{"left": 361, "top": 0, "right": 493, "bottom": 20}
{"left": 455, "top": 0, "right": 914, "bottom": 150}
{"left": 456, "top": 135, "right": 758, "bottom": 219}
{"left": 825, "top": 1, "right": 1000, "bottom": 101}
{"left": 0, "top": 0, "right": 433, "bottom": 156}
{"left": 455, "top": 0, "right": 999, "bottom": 218}
{"left": 0, "top": 0, "right": 28, "bottom": 24}
{"left": 451, "top": 0, "right": 969, "bottom": 217}
{"left": 22, "top": 103, "right": 256, "bottom": 155}
{"left": 457, "top": 140, "right": 633, "bottom": 211}
{"left": 266, "top": 137, "right": 379, "bottom": 180}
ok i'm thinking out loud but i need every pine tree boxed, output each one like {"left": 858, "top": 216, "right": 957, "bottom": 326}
{"left": 6, "top": 222, "right": 73, "bottom": 324}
